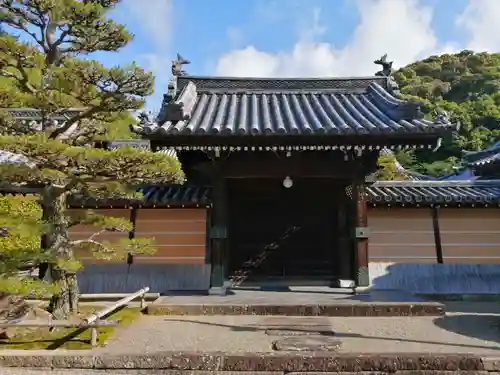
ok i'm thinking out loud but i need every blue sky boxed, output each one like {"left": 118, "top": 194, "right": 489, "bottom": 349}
{"left": 10, "top": 0, "right": 500, "bottom": 110}
{"left": 99, "top": 0, "right": 498, "bottom": 110}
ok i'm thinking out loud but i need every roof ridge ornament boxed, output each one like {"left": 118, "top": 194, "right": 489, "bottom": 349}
{"left": 374, "top": 54, "right": 394, "bottom": 77}
{"left": 374, "top": 53, "right": 401, "bottom": 96}
{"left": 171, "top": 53, "right": 191, "bottom": 77}
{"left": 138, "top": 111, "right": 154, "bottom": 126}
{"left": 433, "top": 107, "right": 451, "bottom": 124}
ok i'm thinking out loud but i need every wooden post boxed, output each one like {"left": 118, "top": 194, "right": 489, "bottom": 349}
{"left": 336, "top": 191, "right": 351, "bottom": 284}
{"left": 38, "top": 234, "right": 48, "bottom": 280}
{"left": 84, "top": 287, "right": 150, "bottom": 324}
{"left": 90, "top": 318, "right": 98, "bottom": 346}
{"left": 431, "top": 206, "right": 444, "bottom": 264}
{"left": 209, "top": 172, "right": 228, "bottom": 295}
{"left": 355, "top": 183, "right": 370, "bottom": 286}
{"left": 127, "top": 207, "right": 138, "bottom": 265}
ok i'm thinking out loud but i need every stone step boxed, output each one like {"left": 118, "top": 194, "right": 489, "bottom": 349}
{"left": 0, "top": 352, "right": 489, "bottom": 373}
{"left": 146, "top": 289, "right": 445, "bottom": 317}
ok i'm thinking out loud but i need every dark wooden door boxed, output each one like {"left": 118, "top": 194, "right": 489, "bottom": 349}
{"left": 227, "top": 178, "right": 344, "bottom": 280}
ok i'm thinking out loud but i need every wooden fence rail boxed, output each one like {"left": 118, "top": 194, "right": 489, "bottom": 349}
{"left": 1, "top": 286, "right": 150, "bottom": 346}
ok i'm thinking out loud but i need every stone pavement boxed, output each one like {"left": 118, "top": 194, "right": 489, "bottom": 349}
{"left": 88, "top": 301, "right": 500, "bottom": 355}
{"left": 0, "top": 302, "right": 499, "bottom": 372}
{"left": 0, "top": 302, "right": 498, "bottom": 356}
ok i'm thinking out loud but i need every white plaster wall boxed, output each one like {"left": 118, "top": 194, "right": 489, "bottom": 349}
{"left": 77, "top": 264, "right": 211, "bottom": 294}
{"left": 369, "top": 262, "right": 500, "bottom": 294}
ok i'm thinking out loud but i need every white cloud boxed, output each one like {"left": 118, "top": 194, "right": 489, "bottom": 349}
{"left": 457, "top": 0, "right": 500, "bottom": 52}
{"left": 120, "top": 0, "right": 173, "bottom": 109}
{"left": 215, "top": 0, "right": 458, "bottom": 77}
{"left": 121, "top": 0, "right": 173, "bottom": 50}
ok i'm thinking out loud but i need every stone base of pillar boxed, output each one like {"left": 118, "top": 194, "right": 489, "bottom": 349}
{"left": 356, "top": 266, "right": 370, "bottom": 287}
{"left": 208, "top": 280, "right": 230, "bottom": 296}
{"left": 208, "top": 286, "right": 227, "bottom": 296}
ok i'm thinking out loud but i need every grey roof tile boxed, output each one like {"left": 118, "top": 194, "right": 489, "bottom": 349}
{"left": 462, "top": 142, "right": 500, "bottom": 167}
{"left": 0, "top": 108, "right": 85, "bottom": 139}
{"left": 4, "top": 180, "right": 500, "bottom": 207}
{"left": 3, "top": 108, "right": 83, "bottom": 121}
{"left": 135, "top": 76, "right": 457, "bottom": 138}
{"left": 468, "top": 152, "right": 500, "bottom": 167}
{"left": 114, "top": 180, "right": 500, "bottom": 207}
{"left": 367, "top": 180, "right": 500, "bottom": 205}
{"left": 68, "top": 185, "right": 210, "bottom": 208}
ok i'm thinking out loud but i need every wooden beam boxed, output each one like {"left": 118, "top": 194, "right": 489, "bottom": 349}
{"left": 195, "top": 158, "right": 359, "bottom": 179}
{"left": 431, "top": 206, "right": 444, "bottom": 264}
{"left": 0, "top": 320, "right": 120, "bottom": 328}
{"left": 355, "top": 184, "right": 370, "bottom": 287}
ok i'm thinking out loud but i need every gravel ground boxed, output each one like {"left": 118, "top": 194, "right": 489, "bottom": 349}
{"left": 93, "top": 301, "right": 500, "bottom": 354}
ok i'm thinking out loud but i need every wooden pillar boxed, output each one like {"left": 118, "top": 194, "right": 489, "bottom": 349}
{"left": 431, "top": 205, "right": 444, "bottom": 264}
{"left": 38, "top": 234, "right": 48, "bottom": 280}
{"left": 126, "top": 207, "right": 138, "bottom": 265}
{"left": 208, "top": 174, "right": 228, "bottom": 295}
{"left": 336, "top": 191, "right": 352, "bottom": 285}
{"left": 354, "top": 183, "right": 370, "bottom": 286}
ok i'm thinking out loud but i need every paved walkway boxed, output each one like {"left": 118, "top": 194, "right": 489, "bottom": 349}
{"left": 0, "top": 302, "right": 498, "bottom": 357}
{"left": 86, "top": 301, "right": 500, "bottom": 355}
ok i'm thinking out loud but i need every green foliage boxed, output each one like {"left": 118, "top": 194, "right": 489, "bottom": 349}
{"left": 0, "top": 194, "right": 58, "bottom": 296}
{"left": 394, "top": 51, "right": 500, "bottom": 176}
{"left": 0, "top": 0, "right": 185, "bottom": 314}
{"left": 0, "top": 195, "right": 42, "bottom": 269}
{"left": 376, "top": 154, "right": 409, "bottom": 181}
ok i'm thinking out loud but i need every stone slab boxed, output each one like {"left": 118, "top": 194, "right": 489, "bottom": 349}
{"left": 0, "top": 353, "right": 486, "bottom": 372}
{"left": 483, "top": 357, "right": 500, "bottom": 371}
{"left": 272, "top": 336, "right": 341, "bottom": 351}
{"left": 262, "top": 316, "right": 334, "bottom": 336}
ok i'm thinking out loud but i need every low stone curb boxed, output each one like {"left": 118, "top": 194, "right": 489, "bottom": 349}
{"left": 146, "top": 303, "right": 445, "bottom": 317}
{"left": 1, "top": 371, "right": 498, "bottom": 375}
{"left": 0, "top": 352, "right": 494, "bottom": 372}
{"left": 418, "top": 293, "right": 500, "bottom": 302}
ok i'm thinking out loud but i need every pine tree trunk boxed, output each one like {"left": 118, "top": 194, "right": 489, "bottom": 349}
{"left": 41, "top": 188, "right": 79, "bottom": 319}
{"left": 48, "top": 266, "right": 79, "bottom": 319}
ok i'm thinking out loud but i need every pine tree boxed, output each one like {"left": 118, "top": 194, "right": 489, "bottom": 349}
{"left": 0, "top": 0, "right": 184, "bottom": 318}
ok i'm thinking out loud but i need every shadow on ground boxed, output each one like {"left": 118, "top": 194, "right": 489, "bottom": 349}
{"left": 164, "top": 317, "right": 500, "bottom": 351}
{"left": 440, "top": 301, "right": 500, "bottom": 314}
{"left": 433, "top": 314, "right": 500, "bottom": 344}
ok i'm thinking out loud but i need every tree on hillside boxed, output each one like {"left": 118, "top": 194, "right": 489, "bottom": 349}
{"left": 393, "top": 51, "right": 500, "bottom": 176}
{"left": 0, "top": 0, "right": 184, "bottom": 318}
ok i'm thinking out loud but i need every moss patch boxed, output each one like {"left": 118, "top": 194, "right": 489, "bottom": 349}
{"left": 0, "top": 305, "right": 141, "bottom": 350}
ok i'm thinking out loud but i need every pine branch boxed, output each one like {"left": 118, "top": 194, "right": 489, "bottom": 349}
{"left": 69, "top": 229, "right": 115, "bottom": 254}
{"left": 0, "top": 38, "right": 38, "bottom": 95}
{"left": 0, "top": 0, "right": 47, "bottom": 51}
